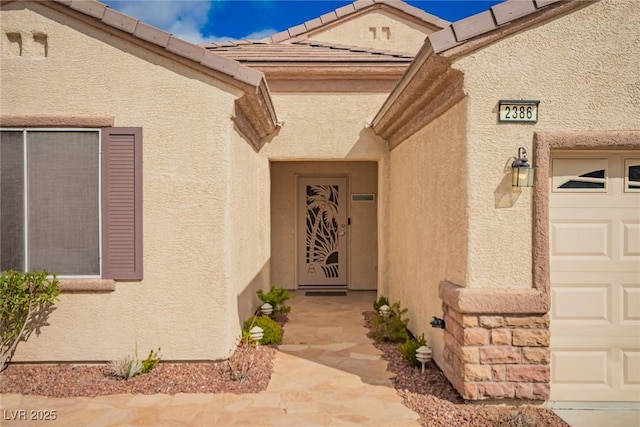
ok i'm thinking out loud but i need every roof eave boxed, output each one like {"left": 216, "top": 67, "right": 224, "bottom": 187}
{"left": 370, "top": 42, "right": 465, "bottom": 149}
{"left": 39, "top": 0, "right": 279, "bottom": 146}
{"left": 428, "top": 0, "right": 597, "bottom": 57}
{"left": 233, "top": 78, "right": 280, "bottom": 151}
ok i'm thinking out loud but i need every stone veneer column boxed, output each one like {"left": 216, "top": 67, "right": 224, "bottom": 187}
{"left": 441, "top": 302, "right": 550, "bottom": 400}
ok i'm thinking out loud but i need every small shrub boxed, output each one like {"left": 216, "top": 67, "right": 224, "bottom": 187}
{"left": 243, "top": 315, "right": 283, "bottom": 345}
{"left": 257, "top": 286, "right": 294, "bottom": 316}
{"left": 373, "top": 295, "right": 390, "bottom": 312}
{"left": 399, "top": 333, "right": 427, "bottom": 367}
{"left": 141, "top": 348, "right": 161, "bottom": 374}
{"left": 111, "top": 346, "right": 160, "bottom": 379}
{"left": 227, "top": 334, "right": 255, "bottom": 382}
{"left": 110, "top": 354, "right": 142, "bottom": 380}
{"left": 0, "top": 270, "right": 60, "bottom": 372}
{"left": 371, "top": 301, "right": 409, "bottom": 343}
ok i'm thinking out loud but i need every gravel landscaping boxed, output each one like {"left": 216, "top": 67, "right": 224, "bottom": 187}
{"left": 1, "top": 311, "right": 568, "bottom": 427}
{"left": 363, "top": 311, "right": 569, "bottom": 427}
{"left": 0, "top": 345, "right": 277, "bottom": 397}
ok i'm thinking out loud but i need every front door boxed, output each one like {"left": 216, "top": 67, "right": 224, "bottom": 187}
{"left": 297, "top": 177, "right": 348, "bottom": 287}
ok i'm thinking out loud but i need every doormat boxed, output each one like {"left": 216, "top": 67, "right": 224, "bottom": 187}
{"left": 305, "top": 291, "right": 347, "bottom": 297}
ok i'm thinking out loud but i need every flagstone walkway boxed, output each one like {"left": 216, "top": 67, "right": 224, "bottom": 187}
{"left": 1, "top": 290, "right": 421, "bottom": 426}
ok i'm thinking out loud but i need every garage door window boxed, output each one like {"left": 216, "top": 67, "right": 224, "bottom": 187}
{"left": 552, "top": 158, "right": 607, "bottom": 192}
{"left": 625, "top": 159, "right": 640, "bottom": 192}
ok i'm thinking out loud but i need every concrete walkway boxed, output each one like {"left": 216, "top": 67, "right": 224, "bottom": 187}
{"left": 1, "top": 291, "right": 421, "bottom": 426}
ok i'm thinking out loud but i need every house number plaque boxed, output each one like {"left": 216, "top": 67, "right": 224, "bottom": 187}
{"left": 498, "top": 100, "right": 539, "bottom": 123}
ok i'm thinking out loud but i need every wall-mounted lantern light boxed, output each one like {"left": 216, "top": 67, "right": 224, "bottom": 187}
{"left": 512, "top": 147, "right": 534, "bottom": 187}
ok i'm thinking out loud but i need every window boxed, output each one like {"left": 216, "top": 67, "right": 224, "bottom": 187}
{"left": 557, "top": 168, "right": 606, "bottom": 189}
{"left": 0, "top": 128, "right": 142, "bottom": 280}
{"left": 1, "top": 130, "right": 99, "bottom": 276}
{"left": 625, "top": 159, "right": 640, "bottom": 192}
{"left": 552, "top": 158, "right": 608, "bottom": 192}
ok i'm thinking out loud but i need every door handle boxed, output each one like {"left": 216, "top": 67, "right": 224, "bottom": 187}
{"left": 339, "top": 232, "right": 345, "bottom": 236}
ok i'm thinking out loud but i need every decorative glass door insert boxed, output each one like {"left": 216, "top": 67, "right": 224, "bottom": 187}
{"left": 297, "top": 177, "right": 348, "bottom": 286}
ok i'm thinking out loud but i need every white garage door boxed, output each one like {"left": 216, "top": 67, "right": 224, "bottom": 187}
{"left": 550, "top": 152, "right": 640, "bottom": 402}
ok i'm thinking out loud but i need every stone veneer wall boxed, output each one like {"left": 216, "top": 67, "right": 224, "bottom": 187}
{"left": 442, "top": 302, "right": 550, "bottom": 400}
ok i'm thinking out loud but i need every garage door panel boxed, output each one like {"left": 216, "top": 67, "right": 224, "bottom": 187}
{"left": 551, "top": 222, "right": 610, "bottom": 258}
{"left": 552, "top": 350, "right": 610, "bottom": 385}
{"left": 623, "top": 351, "right": 640, "bottom": 386}
{"left": 622, "top": 285, "right": 640, "bottom": 323}
{"left": 622, "top": 222, "right": 640, "bottom": 257}
{"left": 552, "top": 284, "right": 610, "bottom": 322}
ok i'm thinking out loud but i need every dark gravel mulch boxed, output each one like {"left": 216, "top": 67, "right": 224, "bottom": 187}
{"left": 0, "top": 345, "right": 277, "bottom": 397}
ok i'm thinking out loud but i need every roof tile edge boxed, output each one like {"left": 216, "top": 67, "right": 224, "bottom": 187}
{"left": 46, "top": 0, "right": 265, "bottom": 90}
{"left": 428, "top": 0, "right": 570, "bottom": 54}
{"left": 267, "top": 0, "right": 449, "bottom": 43}
{"left": 69, "top": 0, "right": 106, "bottom": 19}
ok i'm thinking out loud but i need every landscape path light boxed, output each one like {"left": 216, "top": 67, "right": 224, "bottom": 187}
{"left": 250, "top": 326, "right": 264, "bottom": 346}
{"left": 416, "top": 345, "right": 433, "bottom": 374}
{"left": 379, "top": 304, "right": 390, "bottom": 316}
{"left": 260, "top": 303, "right": 273, "bottom": 316}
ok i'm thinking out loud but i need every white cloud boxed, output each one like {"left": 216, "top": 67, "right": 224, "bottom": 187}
{"left": 243, "top": 28, "right": 278, "bottom": 40}
{"left": 104, "top": 1, "right": 213, "bottom": 44}
{"left": 103, "top": 1, "right": 278, "bottom": 44}
{"left": 206, "top": 28, "right": 278, "bottom": 43}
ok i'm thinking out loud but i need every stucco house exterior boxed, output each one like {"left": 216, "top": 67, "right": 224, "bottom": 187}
{"left": 1, "top": 0, "right": 638, "bottom": 404}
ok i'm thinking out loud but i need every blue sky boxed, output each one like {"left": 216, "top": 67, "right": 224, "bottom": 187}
{"left": 103, "top": 0, "right": 502, "bottom": 44}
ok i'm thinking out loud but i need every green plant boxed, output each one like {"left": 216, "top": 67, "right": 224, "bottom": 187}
{"left": 257, "top": 286, "right": 294, "bottom": 316}
{"left": 373, "top": 295, "right": 390, "bottom": 312}
{"left": 243, "top": 315, "right": 283, "bottom": 345}
{"left": 398, "top": 333, "right": 427, "bottom": 367}
{"left": 110, "top": 346, "right": 160, "bottom": 379}
{"left": 141, "top": 348, "right": 161, "bottom": 374}
{"left": 0, "top": 270, "right": 60, "bottom": 372}
{"left": 110, "top": 354, "right": 143, "bottom": 380}
{"left": 371, "top": 301, "right": 409, "bottom": 343}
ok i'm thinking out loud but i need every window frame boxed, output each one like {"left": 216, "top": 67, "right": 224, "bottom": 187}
{"left": 624, "top": 158, "right": 640, "bottom": 193}
{"left": 551, "top": 157, "right": 609, "bottom": 193}
{"left": 1, "top": 128, "right": 102, "bottom": 278}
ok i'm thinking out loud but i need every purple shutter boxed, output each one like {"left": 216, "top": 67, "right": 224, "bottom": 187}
{"left": 102, "top": 127, "right": 143, "bottom": 280}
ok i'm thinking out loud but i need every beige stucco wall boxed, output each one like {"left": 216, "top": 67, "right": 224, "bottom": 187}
{"left": 1, "top": 3, "right": 248, "bottom": 361}
{"left": 228, "top": 130, "right": 272, "bottom": 332}
{"left": 270, "top": 161, "right": 378, "bottom": 290}
{"left": 261, "top": 93, "right": 390, "bottom": 292}
{"left": 388, "top": 99, "right": 468, "bottom": 367}
{"left": 308, "top": 9, "right": 434, "bottom": 54}
{"left": 451, "top": 0, "right": 640, "bottom": 290}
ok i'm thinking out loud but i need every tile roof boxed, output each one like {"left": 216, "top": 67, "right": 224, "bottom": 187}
{"left": 38, "top": 0, "right": 266, "bottom": 89}
{"left": 266, "top": 0, "right": 450, "bottom": 44}
{"left": 203, "top": 39, "right": 414, "bottom": 64}
{"left": 16, "top": 0, "right": 280, "bottom": 149}
{"left": 427, "top": 0, "right": 572, "bottom": 54}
